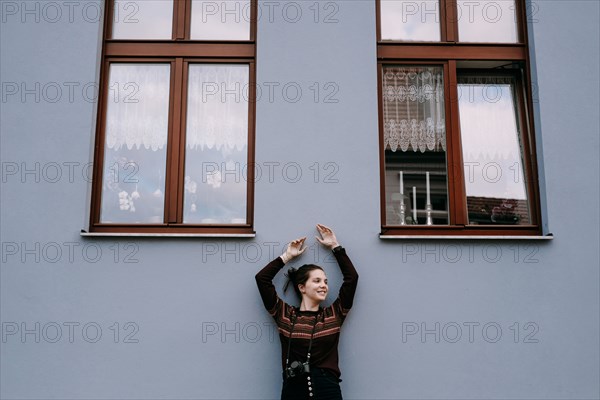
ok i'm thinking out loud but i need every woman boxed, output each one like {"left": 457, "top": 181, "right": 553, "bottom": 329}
{"left": 255, "top": 224, "right": 359, "bottom": 400}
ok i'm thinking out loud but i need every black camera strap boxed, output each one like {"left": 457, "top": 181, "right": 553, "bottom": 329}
{"left": 284, "top": 308, "right": 320, "bottom": 370}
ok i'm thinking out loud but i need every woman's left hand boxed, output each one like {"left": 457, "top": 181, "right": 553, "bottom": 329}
{"left": 315, "top": 223, "right": 340, "bottom": 250}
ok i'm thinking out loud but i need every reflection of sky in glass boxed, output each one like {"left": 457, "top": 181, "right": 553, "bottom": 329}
{"left": 112, "top": 1, "right": 173, "bottom": 39}
{"left": 457, "top": 0, "right": 518, "bottom": 43}
{"left": 381, "top": 0, "right": 440, "bottom": 41}
{"left": 191, "top": 0, "right": 250, "bottom": 40}
{"left": 101, "top": 64, "right": 171, "bottom": 223}
{"left": 458, "top": 82, "right": 527, "bottom": 200}
{"left": 183, "top": 65, "right": 249, "bottom": 224}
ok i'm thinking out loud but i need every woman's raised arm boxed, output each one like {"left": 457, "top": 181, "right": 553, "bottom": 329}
{"left": 255, "top": 237, "right": 306, "bottom": 314}
{"left": 315, "top": 224, "right": 359, "bottom": 312}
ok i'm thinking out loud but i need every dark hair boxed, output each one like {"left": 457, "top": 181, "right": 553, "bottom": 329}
{"left": 284, "top": 264, "right": 324, "bottom": 298}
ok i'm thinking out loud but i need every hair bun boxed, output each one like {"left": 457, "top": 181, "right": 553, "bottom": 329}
{"left": 283, "top": 267, "right": 297, "bottom": 293}
{"left": 285, "top": 267, "right": 297, "bottom": 280}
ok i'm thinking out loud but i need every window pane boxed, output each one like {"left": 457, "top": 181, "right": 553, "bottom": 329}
{"left": 111, "top": 0, "right": 173, "bottom": 39}
{"left": 380, "top": 0, "right": 440, "bottom": 42}
{"left": 100, "top": 64, "right": 171, "bottom": 223}
{"left": 457, "top": 0, "right": 518, "bottom": 43}
{"left": 383, "top": 66, "right": 448, "bottom": 225}
{"left": 458, "top": 75, "right": 531, "bottom": 225}
{"left": 184, "top": 64, "right": 249, "bottom": 224}
{"left": 191, "top": 0, "right": 251, "bottom": 40}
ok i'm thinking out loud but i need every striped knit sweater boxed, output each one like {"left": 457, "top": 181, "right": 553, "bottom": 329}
{"left": 255, "top": 247, "right": 359, "bottom": 379}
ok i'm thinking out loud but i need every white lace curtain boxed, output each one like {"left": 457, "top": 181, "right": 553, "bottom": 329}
{"left": 105, "top": 64, "right": 170, "bottom": 151}
{"left": 383, "top": 67, "right": 446, "bottom": 152}
{"left": 186, "top": 64, "right": 248, "bottom": 152}
{"left": 105, "top": 64, "right": 248, "bottom": 152}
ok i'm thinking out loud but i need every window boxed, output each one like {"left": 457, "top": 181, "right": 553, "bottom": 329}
{"left": 377, "top": 0, "right": 541, "bottom": 236}
{"left": 89, "top": 0, "right": 256, "bottom": 234}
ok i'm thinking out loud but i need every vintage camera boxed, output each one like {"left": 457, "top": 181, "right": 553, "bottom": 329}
{"left": 284, "top": 361, "right": 310, "bottom": 380}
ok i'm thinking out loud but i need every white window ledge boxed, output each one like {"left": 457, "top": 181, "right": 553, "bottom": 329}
{"left": 80, "top": 230, "right": 256, "bottom": 238}
{"left": 380, "top": 234, "right": 554, "bottom": 240}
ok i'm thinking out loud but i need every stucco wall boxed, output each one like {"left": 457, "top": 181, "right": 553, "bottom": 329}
{"left": 1, "top": 0, "right": 598, "bottom": 399}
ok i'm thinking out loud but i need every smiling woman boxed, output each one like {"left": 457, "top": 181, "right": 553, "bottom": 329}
{"left": 255, "top": 224, "right": 359, "bottom": 400}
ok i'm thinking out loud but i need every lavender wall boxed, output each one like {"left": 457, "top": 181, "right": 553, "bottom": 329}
{"left": 1, "top": 1, "right": 598, "bottom": 399}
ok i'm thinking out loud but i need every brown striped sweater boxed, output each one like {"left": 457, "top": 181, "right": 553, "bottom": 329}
{"left": 255, "top": 247, "right": 359, "bottom": 379}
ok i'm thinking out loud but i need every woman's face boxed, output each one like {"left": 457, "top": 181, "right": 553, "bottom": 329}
{"left": 299, "top": 269, "right": 328, "bottom": 303}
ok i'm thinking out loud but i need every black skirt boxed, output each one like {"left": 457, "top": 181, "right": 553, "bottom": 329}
{"left": 281, "top": 367, "right": 343, "bottom": 400}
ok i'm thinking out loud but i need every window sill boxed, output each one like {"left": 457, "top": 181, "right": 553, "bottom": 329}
{"left": 380, "top": 234, "right": 553, "bottom": 240}
{"left": 80, "top": 230, "right": 255, "bottom": 238}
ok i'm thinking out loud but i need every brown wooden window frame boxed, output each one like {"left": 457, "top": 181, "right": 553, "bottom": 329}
{"left": 376, "top": 0, "right": 543, "bottom": 237}
{"left": 88, "top": 0, "right": 257, "bottom": 235}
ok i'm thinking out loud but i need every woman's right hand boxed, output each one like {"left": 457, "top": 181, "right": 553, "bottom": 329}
{"left": 281, "top": 237, "right": 307, "bottom": 263}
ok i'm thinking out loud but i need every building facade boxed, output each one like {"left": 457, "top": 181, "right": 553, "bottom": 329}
{"left": 1, "top": 0, "right": 599, "bottom": 399}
